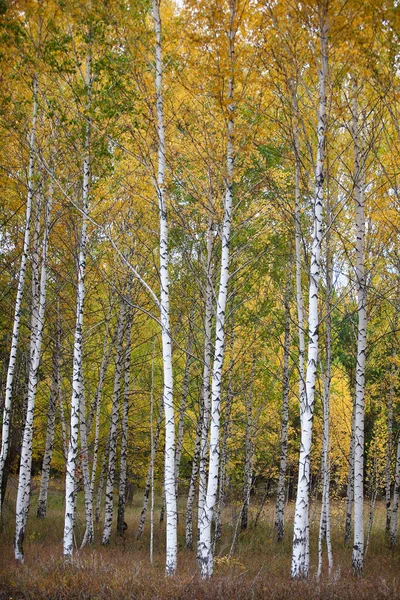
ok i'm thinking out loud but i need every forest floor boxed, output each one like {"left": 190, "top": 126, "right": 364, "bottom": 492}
{"left": 1, "top": 480, "right": 400, "bottom": 599}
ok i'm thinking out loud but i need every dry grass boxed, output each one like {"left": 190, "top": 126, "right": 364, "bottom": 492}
{"left": 1, "top": 480, "right": 400, "bottom": 599}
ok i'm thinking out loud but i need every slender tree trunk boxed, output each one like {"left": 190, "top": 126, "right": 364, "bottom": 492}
{"left": 352, "top": 86, "right": 367, "bottom": 577}
{"left": 197, "top": 217, "right": 214, "bottom": 540}
{"left": 198, "top": 1, "right": 236, "bottom": 579}
{"left": 102, "top": 301, "right": 126, "bottom": 545}
{"left": 175, "top": 329, "right": 193, "bottom": 500}
{"left": 95, "top": 449, "right": 108, "bottom": 524}
{"left": 386, "top": 313, "right": 397, "bottom": 534}
{"left": 390, "top": 434, "right": 400, "bottom": 546}
{"left": 241, "top": 373, "right": 254, "bottom": 532}
{"left": 185, "top": 407, "right": 203, "bottom": 549}
{"left": 345, "top": 399, "right": 356, "bottom": 545}
{"left": 63, "top": 54, "right": 92, "bottom": 558}
{"left": 0, "top": 77, "right": 38, "bottom": 514}
{"left": 15, "top": 184, "right": 52, "bottom": 562}
{"left": 117, "top": 310, "right": 133, "bottom": 536}
{"left": 275, "top": 274, "right": 292, "bottom": 541}
{"left": 291, "top": 3, "right": 328, "bottom": 579}
{"left": 152, "top": 0, "right": 177, "bottom": 575}
{"left": 317, "top": 218, "right": 333, "bottom": 578}
{"left": 37, "top": 332, "right": 60, "bottom": 518}
{"left": 79, "top": 368, "right": 94, "bottom": 549}
{"left": 214, "top": 332, "right": 235, "bottom": 544}
{"left": 89, "top": 313, "right": 113, "bottom": 516}
{"left": 136, "top": 398, "right": 164, "bottom": 539}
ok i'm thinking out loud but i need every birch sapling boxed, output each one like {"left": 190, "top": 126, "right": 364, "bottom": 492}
{"left": 0, "top": 77, "right": 38, "bottom": 515}
{"left": 291, "top": 3, "right": 328, "bottom": 579}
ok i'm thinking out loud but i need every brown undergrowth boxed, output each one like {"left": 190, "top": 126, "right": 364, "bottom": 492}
{"left": 1, "top": 483, "right": 400, "bottom": 599}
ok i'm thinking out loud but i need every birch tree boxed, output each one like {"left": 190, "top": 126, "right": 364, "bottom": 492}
{"left": 117, "top": 308, "right": 133, "bottom": 536}
{"left": 37, "top": 329, "right": 60, "bottom": 518}
{"left": 152, "top": 0, "right": 177, "bottom": 575}
{"left": 197, "top": 0, "right": 236, "bottom": 579}
{"left": 0, "top": 76, "right": 38, "bottom": 515}
{"left": 275, "top": 273, "right": 292, "bottom": 541}
{"left": 102, "top": 300, "right": 126, "bottom": 545}
{"left": 352, "top": 86, "right": 367, "bottom": 577}
{"left": 291, "top": 1, "right": 328, "bottom": 579}
{"left": 63, "top": 52, "right": 92, "bottom": 559}
{"left": 15, "top": 181, "right": 52, "bottom": 562}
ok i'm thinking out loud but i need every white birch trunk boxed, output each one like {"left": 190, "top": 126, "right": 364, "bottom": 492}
{"left": 89, "top": 313, "right": 112, "bottom": 512}
{"left": 241, "top": 374, "right": 254, "bottom": 532}
{"left": 197, "top": 218, "right": 214, "bottom": 536}
{"left": 317, "top": 224, "right": 333, "bottom": 578}
{"left": 174, "top": 330, "right": 193, "bottom": 499}
{"left": 291, "top": 4, "right": 328, "bottom": 579}
{"left": 198, "top": 2, "right": 236, "bottom": 578}
{"left": 275, "top": 274, "right": 292, "bottom": 541}
{"left": 117, "top": 310, "right": 133, "bottom": 536}
{"left": 345, "top": 400, "right": 356, "bottom": 544}
{"left": 136, "top": 398, "right": 164, "bottom": 539}
{"left": 63, "top": 55, "right": 92, "bottom": 558}
{"left": 79, "top": 368, "right": 94, "bottom": 549}
{"left": 15, "top": 184, "right": 52, "bottom": 562}
{"left": 185, "top": 408, "right": 203, "bottom": 549}
{"left": 391, "top": 434, "right": 400, "bottom": 546}
{"left": 102, "top": 301, "right": 126, "bottom": 545}
{"left": 152, "top": 0, "right": 177, "bottom": 575}
{"left": 0, "top": 77, "right": 38, "bottom": 514}
{"left": 214, "top": 334, "right": 234, "bottom": 544}
{"left": 37, "top": 334, "right": 60, "bottom": 518}
{"left": 386, "top": 321, "right": 397, "bottom": 534}
{"left": 352, "top": 88, "right": 367, "bottom": 577}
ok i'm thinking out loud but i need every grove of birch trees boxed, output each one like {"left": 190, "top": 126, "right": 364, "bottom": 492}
{"left": 1, "top": 0, "right": 400, "bottom": 587}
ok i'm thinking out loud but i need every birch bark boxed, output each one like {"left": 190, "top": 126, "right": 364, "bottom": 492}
{"left": 174, "top": 330, "right": 193, "bottom": 499}
{"left": 15, "top": 183, "right": 52, "bottom": 562}
{"left": 214, "top": 332, "right": 234, "bottom": 544}
{"left": 37, "top": 333, "right": 60, "bottom": 518}
{"left": 117, "top": 309, "right": 133, "bottom": 536}
{"left": 63, "top": 54, "right": 92, "bottom": 558}
{"left": 152, "top": 0, "right": 177, "bottom": 575}
{"left": 275, "top": 273, "right": 292, "bottom": 541}
{"left": 197, "top": 218, "right": 214, "bottom": 537}
{"left": 136, "top": 398, "right": 164, "bottom": 539}
{"left": 291, "top": 3, "right": 328, "bottom": 579}
{"left": 391, "top": 433, "right": 400, "bottom": 546}
{"left": 385, "top": 314, "right": 397, "bottom": 535}
{"left": 317, "top": 216, "right": 333, "bottom": 577}
{"left": 0, "top": 77, "right": 38, "bottom": 514}
{"left": 102, "top": 300, "right": 126, "bottom": 545}
{"left": 79, "top": 368, "right": 94, "bottom": 548}
{"left": 352, "top": 89, "right": 367, "bottom": 577}
{"left": 197, "top": 1, "right": 236, "bottom": 579}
